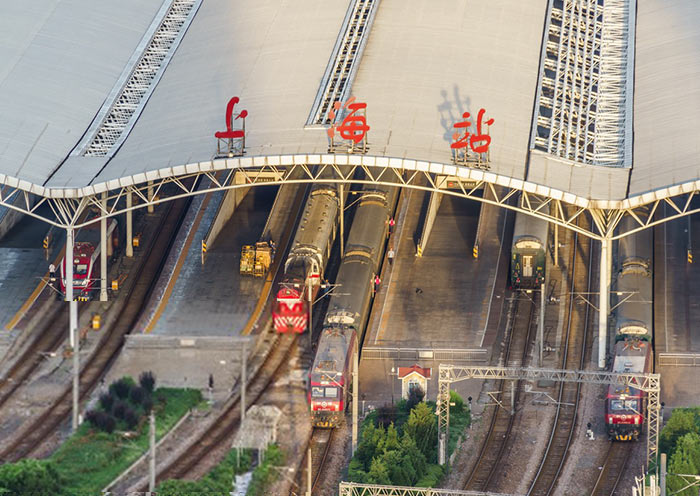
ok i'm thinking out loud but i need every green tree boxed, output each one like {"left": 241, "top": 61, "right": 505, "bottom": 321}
{"left": 400, "top": 432, "right": 427, "bottom": 484}
{"left": 0, "top": 459, "right": 63, "bottom": 495}
{"left": 660, "top": 409, "right": 700, "bottom": 455}
{"left": 367, "top": 456, "right": 391, "bottom": 485}
{"left": 404, "top": 402, "right": 437, "bottom": 462}
{"left": 384, "top": 423, "right": 400, "bottom": 452}
{"left": 667, "top": 433, "right": 700, "bottom": 496}
{"left": 356, "top": 423, "right": 386, "bottom": 470}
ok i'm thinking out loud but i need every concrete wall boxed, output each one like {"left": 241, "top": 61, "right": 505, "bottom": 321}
{"left": 106, "top": 335, "right": 249, "bottom": 397}
{"left": 204, "top": 186, "right": 251, "bottom": 248}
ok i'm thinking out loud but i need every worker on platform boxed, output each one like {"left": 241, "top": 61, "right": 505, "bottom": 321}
{"left": 388, "top": 246, "right": 395, "bottom": 265}
{"left": 48, "top": 263, "right": 56, "bottom": 288}
{"left": 388, "top": 217, "right": 395, "bottom": 235}
{"left": 374, "top": 274, "right": 381, "bottom": 294}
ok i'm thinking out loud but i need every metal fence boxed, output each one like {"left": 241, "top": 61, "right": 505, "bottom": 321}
{"left": 361, "top": 347, "right": 488, "bottom": 363}
{"left": 658, "top": 353, "right": 700, "bottom": 367}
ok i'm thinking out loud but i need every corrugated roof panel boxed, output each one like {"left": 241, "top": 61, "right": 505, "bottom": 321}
{"left": 0, "top": 0, "right": 164, "bottom": 187}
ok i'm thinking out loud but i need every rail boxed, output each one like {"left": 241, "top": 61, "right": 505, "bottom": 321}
{"left": 658, "top": 353, "right": 700, "bottom": 367}
{"left": 362, "top": 347, "right": 488, "bottom": 362}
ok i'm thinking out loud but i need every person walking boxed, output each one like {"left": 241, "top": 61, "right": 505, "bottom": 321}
{"left": 387, "top": 246, "right": 395, "bottom": 266}
{"left": 48, "top": 263, "right": 56, "bottom": 288}
{"left": 374, "top": 274, "right": 381, "bottom": 294}
{"left": 388, "top": 217, "right": 395, "bottom": 235}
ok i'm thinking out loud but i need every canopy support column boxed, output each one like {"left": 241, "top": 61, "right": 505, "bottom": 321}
{"left": 100, "top": 192, "right": 108, "bottom": 302}
{"left": 598, "top": 236, "right": 612, "bottom": 369}
{"left": 126, "top": 190, "right": 133, "bottom": 257}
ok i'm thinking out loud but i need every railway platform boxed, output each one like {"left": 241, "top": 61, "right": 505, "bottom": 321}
{"left": 654, "top": 214, "right": 700, "bottom": 412}
{"left": 136, "top": 187, "right": 276, "bottom": 337}
{"left": 360, "top": 188, "right": 510, "bottom": 409}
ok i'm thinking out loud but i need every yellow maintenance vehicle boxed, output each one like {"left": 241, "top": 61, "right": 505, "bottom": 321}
{"left": 240, "top": 241, "right": 275, "bottom": 277}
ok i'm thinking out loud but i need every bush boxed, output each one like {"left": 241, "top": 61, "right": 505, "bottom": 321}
{"left": 407, "top": 386, "right": 425, "bottom": 411}
{"left": 110, "top": 378, "right": 132, "bottom": 400}
{"left": 112, "top": 400, "right": 128, "bottom": 420}
{"left": 376, "top": 404, "right": 398, "bottom": 429}
{"left": 124, "top": 409, "right": 139, "bottom": 430}
{"left": 247, "top": 444, "right": 285, "bottom": 495}
{"left": 0, "top": 459, "right": 63, "bottom": 495}
{"left": 85, "top": 409, "right": 100, "bottom": 428}
{"left": 142, "top": 396, "right": 153, "bottom": 414}
{"left": 139, "top": 371, "right": 156, "bottom": 394}
{"left": 102, "top": 415, "right": 116, "bottom": 434}
{"left": 130, "top": 386, "right": 146, "bottom": 406}
{"left": 99, "top": 391, "right": 114, "bottom": 411}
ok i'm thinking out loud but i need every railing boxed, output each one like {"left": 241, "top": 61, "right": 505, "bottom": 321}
{"left": 658, "top": 353, "right": 700, "bottom": 367}
{"left": 362, "top": 346, "right": 488, "bottom": 363}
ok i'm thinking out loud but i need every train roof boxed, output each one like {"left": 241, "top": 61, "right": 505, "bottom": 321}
{"left": 311, "top": 327, "right": 353, "bottom": 379}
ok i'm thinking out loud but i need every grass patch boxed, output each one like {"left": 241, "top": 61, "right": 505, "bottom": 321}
{"left": 51, "top": 387, "right": 201, "bottom": 494}
{"left": 246, "top": 444, "right": 285, "bottom": 495}
{"left": 157, "top": 448, "right": 253, "bottom": 495}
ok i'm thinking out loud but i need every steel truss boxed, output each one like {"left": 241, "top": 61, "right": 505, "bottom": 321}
{"left": 436, "top": 365, "right": 660, "bottom": 472}
{"left": 338, "top": 482, "right": 514, "bottom": 496}
{"left": 0, "top": 158, "right": 699, "bottom": 238}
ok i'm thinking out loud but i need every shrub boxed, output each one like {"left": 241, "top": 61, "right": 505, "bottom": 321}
{"left": 407, "top": 386, "right": 425, "bottom": 411}
{"left": 110, "top": 378, "right": 132, "bottom": 400}
{"left": 124, "top": 409, "right": 139, "bottom": 430}
{"left": 99, "top": 391, "right": 114, "bottom": 412}
{"left": 112, "top": 400, "right": 128, "bottom": 420}
{"left": 102, "top": 415, "right": 116, "bottom": 434}
{"left": 142, "top": 397, "right": 153, "bottom": 414}
{"left": 376, "top": 404, "right": 397, "bottom": 429}
{"left": 0, "top": 459, "right": 63, "bottom": 495}
{"left": 139, "top": 371, "right": 156, "bottom": 394}
{"left": 130, "top": 386, "right": 146, "bottom": 406}
{"left": 84, "top": 409, "right": 99, "bottom": 428}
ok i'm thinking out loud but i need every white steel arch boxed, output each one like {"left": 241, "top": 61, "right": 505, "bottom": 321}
{"left": 1, "top": 154, "right": 698, "bottom": 240}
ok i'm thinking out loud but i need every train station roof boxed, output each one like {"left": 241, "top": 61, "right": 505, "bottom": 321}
{"left": 0, "top": 0, "right": 699, "bottom": 206}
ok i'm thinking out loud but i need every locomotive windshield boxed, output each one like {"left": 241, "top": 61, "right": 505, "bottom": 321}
{"left": 311, "top": 387, "right": 325, "bottom": 398}
{"left": 324, "top": 387, "right": 338, "bottom": 397}
{"left": 75, "top": 263, "right": 88, "bottom": 275}
{"left": 610, "top": 399, "right": 639, "bottom": 411}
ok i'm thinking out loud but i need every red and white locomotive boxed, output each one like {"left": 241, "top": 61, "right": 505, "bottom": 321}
{"left": 272, "top": 186, "right": 340, "bottom": 333}
{"left": 309, "top": 183, "right": 398, "bottom": 427}
{"left": 60, "top": 218, "right": 117, "bottom": 300}
{"left": 605, "top": 215, "right": 653, "bottom": 441}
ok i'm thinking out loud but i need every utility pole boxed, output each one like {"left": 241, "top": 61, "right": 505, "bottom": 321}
{"left": 352, "top": 337, "right": 359, "bottom": 455}
{"left": 66, "top": 227, "right": 80, "bottom": 432}
{"left": 308, "top": 279, "right": 314, "bottom": 350}
{"left": 539, "top": 282, "right": 545, "bottom": 367}
{"left": 149, "top": 410, "right": 156, "bottom": 493}
{"left": 598, "top": 237, "right": 612, "bottom": 369}
{"left": 241, "top": 341, "right": 247, "bottom": 423}
{"left": 306, "top": 446, "right": 312, "bottom": 496}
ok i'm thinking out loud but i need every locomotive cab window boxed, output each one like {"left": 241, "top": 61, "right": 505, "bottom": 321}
{"left": 610, "top": 399, "right": 639, "bottom": 411}
{"left": 312, "top": 387, "right": 325, "bottom": 398}
{"left": 75, "top": 263, "right": 88, "bottom": 275}
{"left": 325, "top": 387, "right": 338, "bottom": 397}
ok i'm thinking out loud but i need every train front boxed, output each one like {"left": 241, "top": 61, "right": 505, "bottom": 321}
{"left": 60, "top": 242, "right": 95, "bottom": 300}
{"left": 605, "top": 340, "right": 650, "bottom": 441}
{"left": 308, "top": 327, "right": 354, "bottom": 428}
{"left": 272, "top": 281, "right": 307, "bottom": 333}
{"left": 510, "top": 207, "right": 548, "bottom": 289}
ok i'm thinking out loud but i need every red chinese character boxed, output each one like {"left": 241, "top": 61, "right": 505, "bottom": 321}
{"left": 327, "top": 98, "right": 370, "bottom": 144}
{"left": 215, "top": 97, "right": 248, "bottom": 139}
{"left": 451, "top": 108, "right": 494, "bottom": 153}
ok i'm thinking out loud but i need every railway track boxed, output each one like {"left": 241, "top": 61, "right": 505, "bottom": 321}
{"left": 590, "top": 442, "right": 632, "bottom": 496}
{"left": 310, "top": 428, "right": 335, "bottom": 494}
{"left": 139, "top": 332, "right": 296, "bottom": 485}
{"left": 0, "top": 304, "right": 67, "bottom": 410}
{"left": 464, "top": 293, "right": 537, "bottom": 491}
{"left": 0, "top": 198, "right": 189, "bottom": 462}
{"left": 526, "top": 224, "right": 594, "bottom": 495}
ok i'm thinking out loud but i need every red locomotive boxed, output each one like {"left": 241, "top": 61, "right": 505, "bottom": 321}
{"left": 60, "top": 218, "right": 117, "bottom": 300}
{"left": 308, "top": 326, "right": 356, "bottom": 427}
{"left": 605, "top": 338, "right": 651, "bottom": 440}
{"left": 272, "top": 284, "right": 308, "bottom": 333}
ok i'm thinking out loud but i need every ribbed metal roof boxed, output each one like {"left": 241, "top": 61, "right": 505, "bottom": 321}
{"left": 0, "top": 0, "right": 698, "bottom": 204}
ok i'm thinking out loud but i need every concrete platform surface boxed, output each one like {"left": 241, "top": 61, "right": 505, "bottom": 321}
{"left": 146, "top": 187, "right": 277, "bottom": 336}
